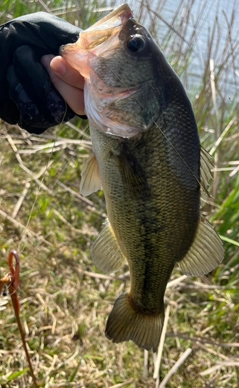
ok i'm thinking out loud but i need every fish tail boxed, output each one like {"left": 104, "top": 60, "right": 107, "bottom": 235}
{"left": 105, "top": 293, "right": 164, "bottom": 352}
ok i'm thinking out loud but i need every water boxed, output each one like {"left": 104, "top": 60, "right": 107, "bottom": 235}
{"left": 155, "top": 0, "right": 239, "bottom": 95}
{"left": 109, "top": 0, "right": 239, "bottom": 100}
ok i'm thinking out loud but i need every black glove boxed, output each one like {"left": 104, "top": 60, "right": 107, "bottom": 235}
{"left": 0, "top": 12, "right": 82, "bottom": 134}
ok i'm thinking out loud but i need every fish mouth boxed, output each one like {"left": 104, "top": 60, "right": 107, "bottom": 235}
{"left": 60, "top": 4, "right": 134, "bottom": 73}
{"left": 86, "top": 3, "right": 133, "bottom": 30}
{"left": 80, "top": 4, "right": 133, "bottom": 50}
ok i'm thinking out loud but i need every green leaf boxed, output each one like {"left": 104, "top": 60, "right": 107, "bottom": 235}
{"left": 220, "top": 235, "right": 239, "bottom": 247}
{"left": 6, "top": 368, "right": 29, "bottom": 382}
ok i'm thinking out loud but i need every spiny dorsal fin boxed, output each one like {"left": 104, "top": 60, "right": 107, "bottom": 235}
{"left": 91, "top": 220, "right": 126, "bottom": 273}
{"left": 178, "top": 216, "right": 224, "bottom": 276}
{"left": 80, "top": 152, "right": 101, "bottom": 196}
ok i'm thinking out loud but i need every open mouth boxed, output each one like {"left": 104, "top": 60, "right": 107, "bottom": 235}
{"left": 61, "top": 4, "right": 134, "bottom": 76}
{"left": 78, "top": 4, "right": 134, "bottom": 50}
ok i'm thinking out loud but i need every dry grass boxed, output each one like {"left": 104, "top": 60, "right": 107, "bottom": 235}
{"left": 0, "top": 0, "right": 239, "bottom": 387}
{"left": 0, "top": 122, "right": 238, "bottom": 387}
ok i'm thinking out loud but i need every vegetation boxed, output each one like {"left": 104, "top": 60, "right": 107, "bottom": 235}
{"left": 0, "top": 0, "right": 238, "bottom": 387}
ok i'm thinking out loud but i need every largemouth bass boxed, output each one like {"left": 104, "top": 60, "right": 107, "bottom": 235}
{"left": 61, "top": 4, "right": 224, "bottom": 352}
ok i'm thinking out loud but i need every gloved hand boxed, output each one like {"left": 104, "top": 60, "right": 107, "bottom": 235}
{"left": 0, "top": 12, "right": 82, "bottom": 134}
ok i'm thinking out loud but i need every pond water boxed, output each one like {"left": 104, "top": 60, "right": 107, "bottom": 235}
{"left": 110, "top": 0, "right": 239, "bottom": 100}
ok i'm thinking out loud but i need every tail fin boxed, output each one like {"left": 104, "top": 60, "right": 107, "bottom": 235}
{"left": 105, "top": 293, "right": 164, "bottom": 352}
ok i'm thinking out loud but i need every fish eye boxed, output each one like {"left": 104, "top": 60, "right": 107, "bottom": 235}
{"left": 127, "top": 35, "right": 146, "bottom": 53}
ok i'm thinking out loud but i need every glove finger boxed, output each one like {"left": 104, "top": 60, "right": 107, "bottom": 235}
{"left": 0, "top": 97, "right": 20, "bottom": 126}
{"left": 7, "top": 45, "right": 75, "bottom": 132}
{"left": 7, "top": 65, "right": 54, "bottom": 134}
{"left": 14, "top": 45, "right": 75, "bottom": 123}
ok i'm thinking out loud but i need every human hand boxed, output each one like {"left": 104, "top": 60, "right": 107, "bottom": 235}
{"left": 0, "top": 12, "right": 81, "bottom": 134}
{"left": 41, "top": 55, "right": 85, "bottom": 116}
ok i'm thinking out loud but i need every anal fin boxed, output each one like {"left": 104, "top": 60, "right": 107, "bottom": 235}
{"left": 91, "top": 221, "right": 126, "bottom": 273}
{"left": 80, "top": 152, "right": 101, "bottom": 196}
{"left": 178, "top": 216, "right": 224, "bottom": 276}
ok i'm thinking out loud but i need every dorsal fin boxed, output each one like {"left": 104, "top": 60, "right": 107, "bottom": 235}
{"left": 200, "top": 147, "right": 213, "bottom": 197}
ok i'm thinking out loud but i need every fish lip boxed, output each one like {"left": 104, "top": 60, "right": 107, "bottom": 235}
{"left": 72, "top": 4, "right": 134, "bottom": 52}
{"left": 85, "top": 4, "right": 133, "bottom": 32}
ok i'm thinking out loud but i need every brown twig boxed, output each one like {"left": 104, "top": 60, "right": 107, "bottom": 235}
{"left": 0, "top": 251, "right": 38, "bottom": 387}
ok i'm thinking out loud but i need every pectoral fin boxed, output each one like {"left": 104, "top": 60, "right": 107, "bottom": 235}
{"left": 80, "top": 152, "right": 101, "bottom": 196}
{"left": 114, "top": 143, "right": 150, "bottom": 197}
{"left": 91, "top": 220, "right": 126, "bottom": 273}
{"left": 178, "top": 216, "right": 224, "bottom": 276}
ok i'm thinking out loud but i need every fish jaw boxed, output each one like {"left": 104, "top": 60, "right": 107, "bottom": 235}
{"left": 85, "top": 3, "right": 133, "bottom": 31}
{"left": 60, "top": 4, "right": 133, "bottom": 79}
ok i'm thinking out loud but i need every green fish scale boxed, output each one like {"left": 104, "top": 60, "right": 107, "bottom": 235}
{"left": 91, "top": 121, "right": 200, "bottom": 315}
